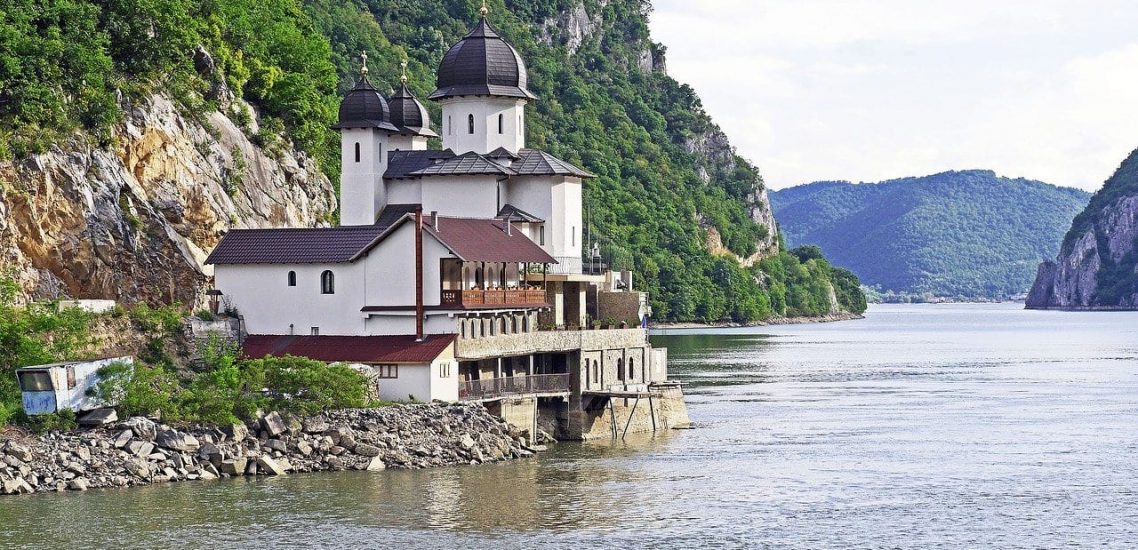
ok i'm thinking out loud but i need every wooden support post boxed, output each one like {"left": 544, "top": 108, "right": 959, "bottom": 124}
{"left": 648, "top": 395, "right": 657, "bottom": 431}
{"left": 622, "top": 396, "right": 640, "bottom": 439}
{"left": 608, "top": 398, "right": 618, "bottom": 440}
{"left": 531, "top": 398, "right": 538, "bottom": 446}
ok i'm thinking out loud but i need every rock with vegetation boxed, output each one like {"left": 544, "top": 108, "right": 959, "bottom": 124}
{"left": 1027, "top": 148, "right": 1138, "bottom": 309}
{"left": 0, "top": 0, "right": 862, "bottom": 323}
{"left": 771, "top": 170, "right": 1091, "bottom": 300}
{"left": 0, "top": 404, "right": 533, "bottom": 496}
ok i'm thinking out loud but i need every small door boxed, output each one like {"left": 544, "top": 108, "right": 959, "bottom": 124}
{"left": 17, "top": 370, "right": 58, "bottom": 415}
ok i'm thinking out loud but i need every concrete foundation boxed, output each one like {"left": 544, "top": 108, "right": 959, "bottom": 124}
{"left": 567, "top": 383, "right": 689, "bottom": 441}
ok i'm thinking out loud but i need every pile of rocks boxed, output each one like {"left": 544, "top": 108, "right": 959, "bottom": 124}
{"left": 1, "top": 403, "right": 535, "bottom": 496}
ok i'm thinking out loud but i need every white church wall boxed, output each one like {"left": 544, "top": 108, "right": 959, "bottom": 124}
{"left": 364, "top": 312, "right": 458, "bottom": 336}
{"left": 386, "top": 180, "right": 423, "bottom": 205}
{"left": 373, "top": 363, "right": 431, "bottom": 403}
{"left": 552, "top": 178, "right": 583, "bottom": 263}
{"left": 420, "top": 176, "right": 500, "bottom": 218}
{"left": 387, "top": 134, "right": 428, "bottom": 152}
{"left": 507, "top": 176, "right": 583, "bottom": 264}
{"left": 340, "top": 128, "right": 388, "bottom": 225}
{"left": 363, "top": 223, "right": 453, "bottom": 309}
{"left": 215, "top": 262, "right": 367, "bottom": 335}
{"left": 439, "top": 97, "right": 526, "bottom": 154}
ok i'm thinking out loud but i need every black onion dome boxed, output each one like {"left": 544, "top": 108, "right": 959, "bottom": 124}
{"left": 332, "top": 77, "right": 399, "bottom": 131}
{"left": 429, "top": 18, "right": 536, "bottom": 101}
{"left": 389, "top": 83, "right": 438, "bottom": 137}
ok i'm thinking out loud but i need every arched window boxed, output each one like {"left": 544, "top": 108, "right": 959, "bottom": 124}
{"left": 354, "top": 142, "right": 360, "bottom": 163}
{"left": 617, "top": 358, "right": 624, "bottom": 381}
{"left": 475, "top": 267, "right": 484, "bottom": 288}
{"left": 628, "top": 358, "right": 635, "bottom": 381}
{"left": 468, "top": 114, "right": 475, "bottom": 134}
{"left": 498, "top": 113, "right": 504, "bottom": 134}
{"left": 448, "top": 116, "right": 452, "bottom": 135}
{"left": 320, "top": 270, "right": 335, "bottom": 294}
{"left": 287, "top": 271, "right": 296, "bottom": 287}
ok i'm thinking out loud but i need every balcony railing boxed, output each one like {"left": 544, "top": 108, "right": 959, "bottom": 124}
{"left": 441, "top": 289, "right": 547, "bottom": 308}
{"left": 547, "top": 256, "right": 582, "bottom": 275}
{"left": 547, "top": 256, "right": 608, "bottom": 275}
{"left": 458, "top": 373, "right": 571, "bottom": 401}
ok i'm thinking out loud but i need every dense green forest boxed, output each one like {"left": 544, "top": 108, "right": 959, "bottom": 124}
{"left": 771, "top": 171, "right": 1091, "bottom": 299}
{"left": 0, "top": 0, "right": 864, "bottom": 321}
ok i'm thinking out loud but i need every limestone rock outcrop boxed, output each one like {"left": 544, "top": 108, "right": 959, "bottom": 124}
{"left": 0, "top": 94, "right": 335, "bottom": 306}
{"left": 1027, "top": 148, "right": 1138, "bottom": 309}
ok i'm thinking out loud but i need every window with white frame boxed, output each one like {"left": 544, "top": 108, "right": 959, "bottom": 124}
{"left": 375, "top": 364, "right": 398, "bottom": 378}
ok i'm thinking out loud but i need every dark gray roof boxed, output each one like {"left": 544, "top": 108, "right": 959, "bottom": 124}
{"left": 389, "top": 83, "right": 437, "bottom": 137}
{"left": 385, "top": 150, "right": 456, "bottom": 179}
{"left": 514, "top": 149, "right": 594, "bottom": 178}
{"left": 486, "top": 146, "right": 520, "bottom": 160}
{"left": 407, "top": 151, "right": 516, "bottom": 177}
{"left": 206, "top": 205, "right": 418, "bottom": 265}
{"left": 497, "top": 204, "right": 543, "bottom": 223}
{"left": 332, "top": 77, "right": 399, "bottom": 132}
{"left": 205, "top": 211, "right": 556, "bottom": 267}
{"left": 205, "top": 225, "right": 388, "bottom": 265}
{"left": 384, "top": 148, "right": 591, "bottom": 180}
{"left": 375, "top": 203, "right": 421, "bottom": 228}
{"left": 429, "top": 18, "right": 536, "bottom": 101}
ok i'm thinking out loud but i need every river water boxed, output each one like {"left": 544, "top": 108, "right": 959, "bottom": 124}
{"left": 3, "top": 303, "right": 1137, "bottom": 548}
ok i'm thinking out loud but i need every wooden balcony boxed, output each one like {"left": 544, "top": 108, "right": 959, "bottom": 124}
{"left": 440, "top": 288, "right": 548, "bottom": 309}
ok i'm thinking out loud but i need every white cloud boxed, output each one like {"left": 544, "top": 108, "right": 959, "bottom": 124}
{"left": 649, "top": 0, "right": 1138, "bottom": 190}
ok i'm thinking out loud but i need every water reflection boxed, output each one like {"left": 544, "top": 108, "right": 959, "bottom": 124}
{"left": 4, "top": 304, "right": 1138, "bottom": 548}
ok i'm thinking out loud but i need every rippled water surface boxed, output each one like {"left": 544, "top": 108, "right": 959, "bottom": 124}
{"left": 3, "top": 303, "right": 1138, "bottom": 548}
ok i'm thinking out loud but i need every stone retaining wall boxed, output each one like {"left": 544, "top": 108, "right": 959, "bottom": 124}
{"left": 455, "top": 328, "right": 647, "bottom": 360}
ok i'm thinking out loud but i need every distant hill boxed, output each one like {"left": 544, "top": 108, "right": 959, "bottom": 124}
{"left": 1028, "top": 148, "right": 1138, "bottom": 309}
{"left": 770, "top": 171, "right": 1091, "bottom": 299}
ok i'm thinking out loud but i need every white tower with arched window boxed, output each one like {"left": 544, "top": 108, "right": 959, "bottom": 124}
{"left": 335, "top": 55, "right": 435, "bottom": 225}
{"left": 429, "top": 16, "right": 535, "bottom": 155}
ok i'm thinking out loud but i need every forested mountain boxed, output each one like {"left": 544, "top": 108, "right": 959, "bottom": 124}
{"left": 771, "top": 171, "right": 1090, "bottom": 299}
{"left": 1028, "top": 148, "right": 1138, "bottom": 309}
{"left": 0, "top": 0, "right": 864, "bottom": 321}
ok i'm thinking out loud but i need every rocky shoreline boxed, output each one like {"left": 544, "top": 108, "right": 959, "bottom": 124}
{"left": 1, "top": 403, "right": 540, "bottom": 496}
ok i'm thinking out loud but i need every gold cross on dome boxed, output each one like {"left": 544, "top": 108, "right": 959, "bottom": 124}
{"left": 480, "top": 0, "right": 488, "bottom": 17}
{"left": 360, "top": 51, "right": 369, "bottom": 76}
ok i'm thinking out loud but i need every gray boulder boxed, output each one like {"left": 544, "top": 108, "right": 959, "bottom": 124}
{"left": 124, "top": 417, "right": 158, "bottom": 441}
{"left": 261, "top": 412, "right": 287, "bottom": 437}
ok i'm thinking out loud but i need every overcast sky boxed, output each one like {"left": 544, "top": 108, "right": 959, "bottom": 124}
{"left": 648, "top": 0, "right": 1138, "bottom": 191}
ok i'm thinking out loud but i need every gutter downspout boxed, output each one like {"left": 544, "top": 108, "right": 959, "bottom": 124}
{"left": 416, "top": 207, "right": 425, "bottom": 342}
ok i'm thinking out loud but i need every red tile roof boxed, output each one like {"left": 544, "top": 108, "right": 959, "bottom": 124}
{"left": 426, "top": 216, "right": 556, "bottom": 263}
{"left": 242, "top": 334, "right": 455, "bottom": 364}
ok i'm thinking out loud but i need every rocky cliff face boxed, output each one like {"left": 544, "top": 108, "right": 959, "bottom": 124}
{"left": 1027, "top": 149, "right": 1138, "bottom": 309}
{"left": 685, "top": 129, "right": 780, "bottom": 260}
{"left": 0, "top": 95, "right": 335, "bottom": 306}
{"left": 538, "top": 0, "right": 777, "bottom": 262}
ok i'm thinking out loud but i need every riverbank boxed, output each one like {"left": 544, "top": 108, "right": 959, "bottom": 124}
{"left": 0, "top": 403, "right": 537, "bottom": 496}
{"left": 652, "top": 311, "right": 863, "bottom": 330}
